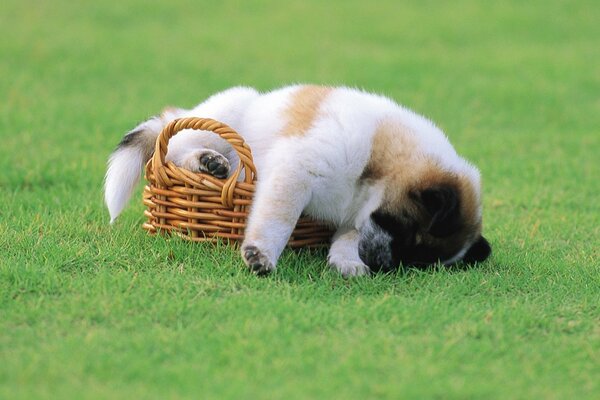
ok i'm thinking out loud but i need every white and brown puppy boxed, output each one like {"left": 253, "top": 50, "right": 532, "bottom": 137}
{"left": 105, "top": 85, "right": 491, "bottom": 276}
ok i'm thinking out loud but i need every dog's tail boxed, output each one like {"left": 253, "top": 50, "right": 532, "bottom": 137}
{"left": 104, "top": 117, "right": 166, "bottom": 223}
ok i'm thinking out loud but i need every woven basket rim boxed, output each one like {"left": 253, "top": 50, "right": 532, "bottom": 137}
{"left": 150, "top": 117, "right": 257, "bottom": 208}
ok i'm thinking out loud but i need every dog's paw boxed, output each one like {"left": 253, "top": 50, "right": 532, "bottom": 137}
{"left": 329, "top": 259, "right": 371, "bottom": 278}
{"left": 181, "top": 150, "right": 230, "bottom": 178}
{"left": 242, "top": 245, "right": 275, "bottom": 276}
{"left": 198, "top": 150, "right": 230, "bottom": 179}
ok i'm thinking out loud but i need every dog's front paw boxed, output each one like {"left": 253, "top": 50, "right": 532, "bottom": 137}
{"left": 329, "top": 259, "right": 371, "bottom": 278}
{"left": 242, "top": 245, "right": 275, "bottom": 276}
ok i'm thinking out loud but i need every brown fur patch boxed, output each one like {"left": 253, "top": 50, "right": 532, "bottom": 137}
{"left": 455, "top": 173, "right": 481, "bottom": 235}
{"left": 361, "top": 121, "right": 421, "bottom": 183}
{"left": 281, "top": 85, "right": 332, "bottom": 136}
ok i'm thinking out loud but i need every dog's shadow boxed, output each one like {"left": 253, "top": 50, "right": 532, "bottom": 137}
{"left": 275, "top": 247, "right": 489, "bottom": 286}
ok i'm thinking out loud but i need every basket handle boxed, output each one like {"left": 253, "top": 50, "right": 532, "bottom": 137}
{"left": 151, "top": 117, "right": 256, "bottom": 206}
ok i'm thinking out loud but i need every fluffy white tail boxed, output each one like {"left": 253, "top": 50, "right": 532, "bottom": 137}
{"left": 104, "top": 117, "right": 165, "bottom": 223}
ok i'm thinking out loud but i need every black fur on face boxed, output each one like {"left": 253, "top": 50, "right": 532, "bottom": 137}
{"left": 358, "top": 185, "right": 491, "bottom": 272}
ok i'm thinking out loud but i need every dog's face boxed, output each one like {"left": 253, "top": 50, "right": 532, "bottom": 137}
{"left": 355, "top": 119, "right": 491, "bottom": 273}
{"left": 357, "top": 180, "right": 491, "bottom": 272}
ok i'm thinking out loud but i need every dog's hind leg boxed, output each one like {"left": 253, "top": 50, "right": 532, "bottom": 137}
{"left": 170, "top": 148, "right": 231, "bottom": 179}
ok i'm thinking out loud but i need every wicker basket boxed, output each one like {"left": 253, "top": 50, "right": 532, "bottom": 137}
{"left": 142, "top": 117, "right": 333, "bottom": 248}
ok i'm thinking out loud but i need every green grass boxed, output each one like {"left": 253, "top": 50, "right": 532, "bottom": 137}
{"left": 1, "top": 0, "right": 599, "bottom": 398}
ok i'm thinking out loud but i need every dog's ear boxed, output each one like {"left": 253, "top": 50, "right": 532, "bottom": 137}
{"left": 462, "top": 235, "right": 491, "bottom": 264}
{"left": 414, "top": 185, "right": 461, "bottom": 237}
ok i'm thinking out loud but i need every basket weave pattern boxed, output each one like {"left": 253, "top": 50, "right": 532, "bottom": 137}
{"left": 142, "top": 117, "right": 332, "bottom": 248}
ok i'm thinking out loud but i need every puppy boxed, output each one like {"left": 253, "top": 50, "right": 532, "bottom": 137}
{"left": 105, "top": 85, "right": 491, "bottom": 276}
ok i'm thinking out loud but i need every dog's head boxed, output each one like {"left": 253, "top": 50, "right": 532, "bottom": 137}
{"left": 358, "top": 182, "right": 490, "bottom": 272}
{"left": 357, "top": 121, "right": 491, "bottom": 272}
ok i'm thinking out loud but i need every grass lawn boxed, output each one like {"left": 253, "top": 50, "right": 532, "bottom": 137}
{"left": 1, "top": 0, "right": 599, "bottom": 398}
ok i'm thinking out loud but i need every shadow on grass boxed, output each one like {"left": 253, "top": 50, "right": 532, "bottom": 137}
{"left": 269, "top": 246, "right": 496, "bottom": 292}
